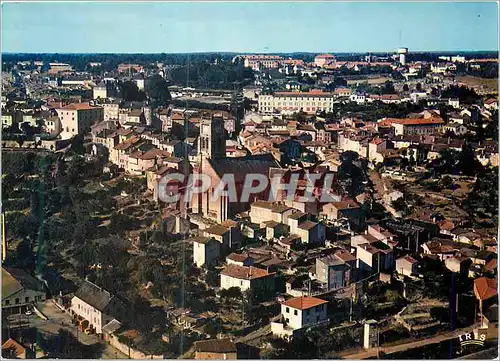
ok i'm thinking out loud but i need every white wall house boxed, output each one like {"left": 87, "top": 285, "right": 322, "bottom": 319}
{"left": 271, "top": 296, "right": 328, "bottom": 338}
{"left": 192, "top": 236, "right": 220, "bottom": 267}
{"left": 70, "top": 281, "right": 125, "bottom": 334}
{"left": 220, "top": 264, "right": 275, "bottom": 293}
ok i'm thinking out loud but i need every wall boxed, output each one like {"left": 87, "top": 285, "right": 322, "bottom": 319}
{"left": 195, "top": 351, "right": 237, "bottom": 360}
{"left": 106, "top": 334, "right": 163, "bottom": 359}
{"left": 70, "top": 296, "right": 105, "bottom": 334}
{"left": 220, "top": 274, "right": 251, "bottom": 291}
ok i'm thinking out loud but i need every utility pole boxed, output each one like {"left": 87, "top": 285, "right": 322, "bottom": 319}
{"left": 349, "top": 296, "right": 353, "bottom": 322}
{"left": 376, "top": 325, "right": 380, "bottom": 359}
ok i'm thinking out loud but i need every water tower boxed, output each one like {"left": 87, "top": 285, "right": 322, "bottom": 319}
{"left": 397, "top": 47, "right": 408, "bottom": 65}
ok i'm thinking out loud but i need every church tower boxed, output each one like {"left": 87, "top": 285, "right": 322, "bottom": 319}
{"left": 198, "top": 114, "right": 226, "bottom": 159}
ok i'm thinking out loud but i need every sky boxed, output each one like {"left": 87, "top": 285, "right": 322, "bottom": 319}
{"left": 1, "top": 2, "right": 499, "bottom": 53}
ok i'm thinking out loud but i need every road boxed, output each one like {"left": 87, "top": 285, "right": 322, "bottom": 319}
{"left": 6, "top": 300, "right": 128, "bottom": 359}
{"left": 339, "top": 324, "right": 477, "bottom": 359}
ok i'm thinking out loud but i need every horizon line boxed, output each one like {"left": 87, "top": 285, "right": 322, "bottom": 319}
{"left": 3, "top": 50, "right": 499, "bottom": 55}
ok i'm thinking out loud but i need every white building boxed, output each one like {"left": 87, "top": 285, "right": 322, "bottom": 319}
{"left": 93, "top": 82, "right": 107, "bottom": 100}
{"left": 410, "top": 92, "right": 428, "bottom": 103}
{"left": 350, "top": 94, "right": 366, "bottom": 104}
{"left": 443, "top": 122, "right": 467, "bottom": 136}
{"left": 70, "top": 281, "right": 125, "bottom": 335}
{"left": 314, "top": 54, "right": 336, "bottom": 67}
{"left": 103, "top": 101, "right": 120, "bottom": 121}
{"left": 271, "top": 296, "right": 328, "bottom": 338}
{"left": 192, "top": 236, "right": 220, "bottom": 268}
{"left": 56, "top": 102, "right": 104, "bottom": 137}
{"left": 395, "top": 256, "right": 419, "bottom": 277}
{"left": 220, "top": 264, "right": 274, "bottom": 293}
{"left": 382, "top": 117, "right": 444, "bottom": 136}
{"left": 258, "top": 91, "right": 336, "bottom": 114}
{"left": 448, "top": 98, "right": 460, "bottom": 109}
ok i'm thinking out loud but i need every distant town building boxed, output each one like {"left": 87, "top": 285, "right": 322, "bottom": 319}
{"left": 258, "top": 90, "right": 336, "bottom": 114}
{"left": 314, "top": 54, "right": 336, "bottom": 67}
{"left": 56, "top": 102, "right": 104, "bottom": 137}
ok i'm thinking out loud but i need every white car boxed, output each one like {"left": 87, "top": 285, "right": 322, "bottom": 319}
{"left": 25, "top": 310, "right": 33, "bottom": 316}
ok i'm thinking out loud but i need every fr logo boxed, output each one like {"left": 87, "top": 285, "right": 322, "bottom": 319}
{"left": 458, "top": 332, "right": 486, "bottom": 347}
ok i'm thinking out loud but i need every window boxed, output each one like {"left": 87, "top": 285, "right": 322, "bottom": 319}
{"left": 25, "top": 297, "right": 30, "bottom": 303}
{"left": 15, "top": 298, "right": 20, "bottom": 304}
{"left": 78, "top": 304, "right": 81, "bottom": 309}
{"left": 286, "top": 307, "right": 290, "bottom": 313}
{"left": 294, "top": 310, "right": 298, "bottom": 316}
{"left": 5, "top": 300, "right": 10, "bottom": 305}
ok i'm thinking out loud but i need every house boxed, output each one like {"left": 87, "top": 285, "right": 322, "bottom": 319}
{"left": 422, "top": 240, "right": 456, "bottom": 261}
{"left": 249, "top": 201, "right": 294, "bottom": 226}
{"left": 194, "top": 338, "right": 237, "bottom": 360}
{"left": 220, "top": 264, "right": 275, "bottom": 296}
{"left": 470, "top": 251, "right": 496, "bottom": 267}
{"left": 56, "top": 102, "right": 104, "bottom": 137}
{"left": 481, "top": 304, "right": 498, "bottom": 339}
{"left": 321, "top": 198, "right": 362, "bottom": 226}
{"left": 314, "top": 54, "right": 336, "bottom": 67}
{"left": 1, "top": 338, "right": 40, "bottom": 359}
{"left": 443, "top": 122, "right": 467, "bottom": 136}
{"left": 2, "top": 267, "right": 45, "bottom": 315}
{"left": 272, "top": 296, "right": 328, "bottom": 338}
{"left": 395, "top": 256, "right": 419, "bottom": 277}
{"left": 484, "top": 98, "right": 498, "bottom": 111}
{"left": 192, "top": 236, "right": 220, "bottom": 268}
{"left": 70, "top": 280, "right": 126, "bottom": 334}
{"left": 448, "top": 98, "right": 460, "bottom": 109}
{"left": 315, "top": 255, "right": 351, "bottom": 290}
{"left": 474, "top": 277, "right": 498, "bottom": 327}
{"left": 295, "top": 220, "right": 326, "bottom": 244}
{"left": 381, "top": 117, "right": 444, "bottom": 136}
{"left": 356, "top": 242, "right": 394, "bottom": 273}
{"left": 93, "top": 82, "right": 108, "bottom": 100}
{"left": 445, "top": 256, "right": 472, "bottom": 277}
{"left": 226, "top": 252, "right": 254, "bottom": 267}
{"left": 368, "top": 137, "right": 388, "bottom": 164}
{"left": 203, "top": 223, "right": 241, "bottom": 252}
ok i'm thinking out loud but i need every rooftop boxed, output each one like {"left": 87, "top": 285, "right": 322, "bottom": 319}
{"left": 221, "top": 264, "right": 273, "bottom": 280}
{"left": 283, "top": 296, "right": 328, "bottom": 310}
{"left": 194, "top": 338, "right": 237, "bottom": 354}
{"left": 73, "top": 280, "right": 113, "bottom": 311}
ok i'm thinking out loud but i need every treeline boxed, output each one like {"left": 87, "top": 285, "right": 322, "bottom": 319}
{"left": 2, "top": 53, "right": 239, "bottom": 70}
{"left": 166, "top": 62, "right": 254, "bottom": 89}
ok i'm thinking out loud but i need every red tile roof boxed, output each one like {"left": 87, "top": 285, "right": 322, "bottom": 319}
{"left": 474, "top": 277, "right": 498, "bottom": 301}
{"left": 221, "top": 264, "right": 272, "bottom": 280}
{"left": 60, "top": 102, "right": 100, "bottom": 111}
{"left": 283, "top": 296, "right": 328, "bottom": 310}
{"left": 385, "top": 117, "right": 444, "bottom": 126}
{"left": 2, "top": 338, "right": 26, "bottom": 358}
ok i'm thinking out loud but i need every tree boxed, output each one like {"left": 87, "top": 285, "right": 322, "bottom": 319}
{"left": 145, "top": 75, "right": 171, "bottom": 108}
{"left": 40, "top": 329, "right": 104, "bottom": 358}
{"left": 119, "top": 81, "right": 146, "bottom": 102}
{"left": 440, "top": 175, "right": 454, "bottom": 189}
{"left": 381, "top": 80, "right": 395, "bottom": 94}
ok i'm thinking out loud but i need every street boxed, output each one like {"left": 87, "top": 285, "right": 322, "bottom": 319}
{"left": 6, "top": 300, "right": 128, "bottom": 359}
{"left": 339, "top": 324, "right": 478, "bottom": 359}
